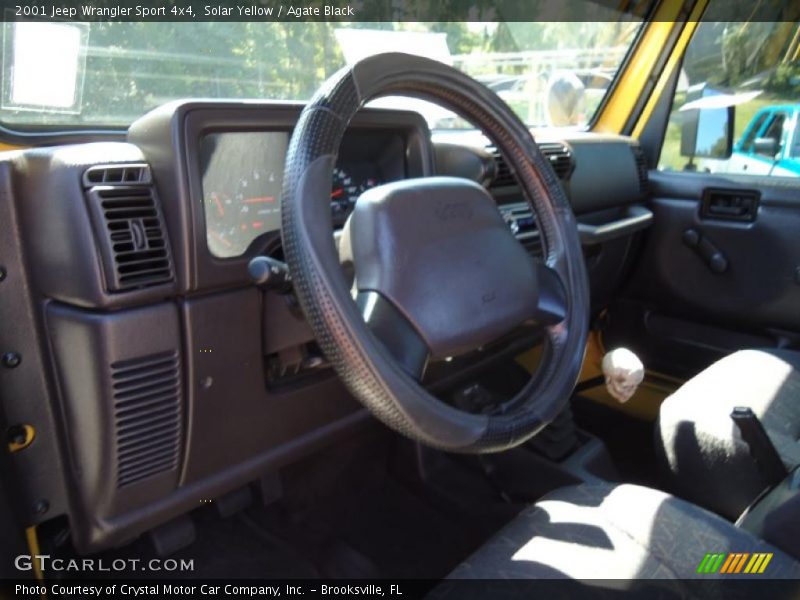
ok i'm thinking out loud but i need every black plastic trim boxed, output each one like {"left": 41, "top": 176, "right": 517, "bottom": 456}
{"left": 0, "top": 123, "right": 126, "bottom": 147}
{"left": 577, "top": 205, "right": 653, "bottom": 244}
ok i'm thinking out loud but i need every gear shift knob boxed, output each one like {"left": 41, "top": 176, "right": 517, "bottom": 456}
{"left": 601, "top": 348, "right": 644, "bottom": 403}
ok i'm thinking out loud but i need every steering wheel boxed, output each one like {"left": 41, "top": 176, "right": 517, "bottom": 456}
{"left": 281, "top": 53, "right": 589, "bottom": 453}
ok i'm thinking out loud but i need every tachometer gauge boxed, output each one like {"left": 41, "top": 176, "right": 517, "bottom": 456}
{"left": 204, "top": 169, "right": 281, "bottom": 257}
{"left": 359, "top": 177, "right": 379, "bottom": 195}
{"left": 330, "top": 167, "right": 380, "bottom": 225}
{"left": 331, "top": 168, "right": 358, "bottom": 208}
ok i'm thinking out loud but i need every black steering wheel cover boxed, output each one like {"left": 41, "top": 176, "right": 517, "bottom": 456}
{"left": 281, "top": 53, "right": 589, "bottom": 452}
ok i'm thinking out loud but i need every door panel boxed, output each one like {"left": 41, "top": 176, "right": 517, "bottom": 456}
{"left": 606, "top": 170, "right": 800, "bottom": 378}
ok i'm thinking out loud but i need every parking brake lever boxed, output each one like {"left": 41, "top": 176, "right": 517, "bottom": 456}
{"left": 731, "top": 407, "right": 788, "bottom": 488}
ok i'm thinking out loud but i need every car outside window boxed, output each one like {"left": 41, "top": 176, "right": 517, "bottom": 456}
{"left": 658, "top": 14, "right": 800, "bottom": 178}
{"left": 760, "top": 113, "right": 787, "bottom": 151}
{"left": 739, "top": 112, "right": 769, "bottom": 153}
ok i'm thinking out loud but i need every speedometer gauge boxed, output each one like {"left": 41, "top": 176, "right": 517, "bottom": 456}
{"left": 200, "top": 132, "right": 288, "bottom": 258}
{"left": 201, "top": 131, "right": 391, "bottom": 256}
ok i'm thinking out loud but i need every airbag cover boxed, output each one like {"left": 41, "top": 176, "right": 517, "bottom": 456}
{"left": 345, "top": 176, "right": 539, "bottom": 358}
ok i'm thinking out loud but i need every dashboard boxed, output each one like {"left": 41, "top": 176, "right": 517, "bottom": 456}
{"left": 0, "top": 98, "right": 650, "bottom": 557}
{"left": 121, "top": 102, "right": 432, "bottom": 292}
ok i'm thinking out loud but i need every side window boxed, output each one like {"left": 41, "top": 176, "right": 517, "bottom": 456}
{"left": 738, "top": 112, "right": 769, "bottom": 153}
{"left": 658, "top": 18, "right": 800, "bottom": 178}
{"left": 792, "top": 122, "right": 800, "bottom": 158}
{"left": 761, "top": 113, "right": 787, "bottom": 151}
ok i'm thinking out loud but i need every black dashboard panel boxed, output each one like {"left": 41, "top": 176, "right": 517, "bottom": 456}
{"left": 0, "top": 102, "right": 433, "bottom": 552}
{"left": 432, "top": 132, "right": 650, "bottom": 313}
{"left": 432, "top": 131, "right": 647, "bottom": 216}
{"left": 5, "top": 143, "right": 176, "bottom": 310}
{"left": 128, "top": 101, "right": 432, "bottom": 293}
{"left": 566, "top": 133, "right": 648, "bottom": 213}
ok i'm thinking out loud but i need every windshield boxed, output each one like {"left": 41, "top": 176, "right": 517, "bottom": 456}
{"left": 1, "top": 11, "right": 651, "bottom": 131}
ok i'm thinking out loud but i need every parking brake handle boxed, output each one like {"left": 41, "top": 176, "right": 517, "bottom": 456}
{"left": 731, "top": 406, "right": 788, "bottom": 488}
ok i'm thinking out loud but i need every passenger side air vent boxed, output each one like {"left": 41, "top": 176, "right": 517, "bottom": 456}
{"left": 488, "top": 143, "right": 573, "bottom": 188}
{"left": 631, "top": 144, "right": 649, "bottom": 195}
{"left": 112, "top": 351, "right": 181, "bottom": 488}
{"left": 84, "top": 165, "right": 174, "bottom": 292}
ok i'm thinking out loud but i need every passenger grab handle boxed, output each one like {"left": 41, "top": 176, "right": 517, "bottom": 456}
{"left": 576, "top": 205, "right": 653, "bottom": 245}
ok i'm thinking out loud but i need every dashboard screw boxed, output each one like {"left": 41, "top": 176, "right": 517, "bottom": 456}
{"left": 2, "top": 352, "right": 21, "bottom": 368}
{"left": 0, "top": 267, "right": 6, "bottom": 282}
{"left": 33, "top": 499, "right": 49, "bottom": 515}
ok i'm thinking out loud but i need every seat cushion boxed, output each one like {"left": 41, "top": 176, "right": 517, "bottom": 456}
{"left": 446, "top": 483, "right": 800, "bottom": 584}
{"left": 657, "top": 349, "right": 800, "bottom": 519}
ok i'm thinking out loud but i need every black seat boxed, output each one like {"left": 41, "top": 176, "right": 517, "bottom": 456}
{"left": 445, "top": 483, "right": 800, "bottom": 584}
{"left": 657, "top": 349, "right": 800, "bottom": 519}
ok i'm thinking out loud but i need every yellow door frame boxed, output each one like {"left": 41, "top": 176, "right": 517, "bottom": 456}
{"left": 593, "top": 0, "right": 710, "bottom": 136}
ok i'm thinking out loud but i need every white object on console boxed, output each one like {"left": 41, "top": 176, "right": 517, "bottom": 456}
{"left": 601, "top": 348, "right": 645, "bottom": 403}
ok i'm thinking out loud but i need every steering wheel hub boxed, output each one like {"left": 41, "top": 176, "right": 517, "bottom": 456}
{"left": 341, "top": 176, "right": 543, "bottom": 360}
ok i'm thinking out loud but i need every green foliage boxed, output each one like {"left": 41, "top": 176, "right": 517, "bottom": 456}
{"left": 74, "top": 22, "right": 354, "bottom": 124}
{"left": 765, "top": 63, "right": 800, "bottom": 95}
{"left": 684, "top": 21, "right": 799, "bottom": 91}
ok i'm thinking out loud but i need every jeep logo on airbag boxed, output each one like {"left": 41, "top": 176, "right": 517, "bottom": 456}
{"left": 435, "top": 201, "right": 473, "bottom": 222}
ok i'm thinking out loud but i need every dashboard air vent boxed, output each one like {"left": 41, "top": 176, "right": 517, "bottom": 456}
{"left": 112, "top": 351, "right": 181, "bottom": 488}
{"left": 488, "top": 142, "right": 573, "bottom": 188}
{"left": 488, "top": 147, "right": 516, "bottom": 188}
{"left": 84, "top": 163, "right": 152, "bottom": 186}
{"left": 518, "top": 235, "right": 544, "bottom": 259}
{"left": 539, "top": 142, "right": 574, "bottom": 180}
{"left": 631, "top": 144, "right": 649, "bottom": 195}
{"left": 499, "top": 202, "right": 542, "bottom": 259}
{"left": 84, "top": 165, "right": 174, "bottom": 292}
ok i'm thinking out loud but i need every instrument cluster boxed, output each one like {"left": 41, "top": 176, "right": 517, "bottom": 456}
{"left": 200, "top": 129, "right": 405, "bottom": 258}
